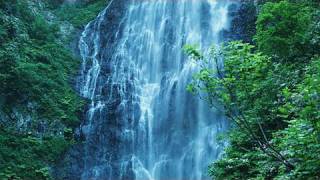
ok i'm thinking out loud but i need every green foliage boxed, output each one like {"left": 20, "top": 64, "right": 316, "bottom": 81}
{"left": 192, "top": 3, "right": 320, "bottom": 180}
{"left": 0, "top": 0, "right": 101, "bottom": 179}
{"left": 29, "top": 16, "right": 59, "bottom": 42}
{"left": 185, "top": 1, "right": 320, "bottom": 179}
{"left": 183, "top": 45, "right": 203, "bottom": 60}
{"left": 0, "top": 129, "right": 70, "bottom": 180}
{"left": 186, "top": 40, "right": 320, "bottom": 179}
{"left": 55, "top": 0, "right": 107, "bottom": 28}
{"left": 255, "top": 1, "right": 312, "bottom": 62}
{"left": 0, "top": 0, "right": 84, "bottom": 126}
{"left": 43, "top": 0, "right": 65, "bottom": 9}
{"left": 185, "top": 42, "right": 279, "bottom": 128}
{"left": 271, "top": 59, "right": 320, "bottom": 179}
{"left": 187, "top": 15, "right": 320, "bottom": 178}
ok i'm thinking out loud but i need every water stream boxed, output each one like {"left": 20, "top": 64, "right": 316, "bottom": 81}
{"left": 75, "top": 0, "right": 234, "bottom": 179}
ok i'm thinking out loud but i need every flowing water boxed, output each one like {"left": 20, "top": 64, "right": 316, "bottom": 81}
{"left": 76, "top": 0, "right": 234, "bottom": 179}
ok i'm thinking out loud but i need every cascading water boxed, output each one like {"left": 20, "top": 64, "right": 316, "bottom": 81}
{"left": 67, "top": 0, "right": 235, "bottom": 179}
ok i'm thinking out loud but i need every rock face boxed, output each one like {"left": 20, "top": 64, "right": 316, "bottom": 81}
{"left": 223, "top": 0, "right": 258, "bottom": 43}
{"left": 54, "top": 0, "right": 128, "bottom": 179}
{"left": 55, "top": 0, "right": 236, "bottom": 179}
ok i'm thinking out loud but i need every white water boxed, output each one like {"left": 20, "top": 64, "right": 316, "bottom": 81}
{"left": 76, "top": 0, "right": 234, "bottom": 179}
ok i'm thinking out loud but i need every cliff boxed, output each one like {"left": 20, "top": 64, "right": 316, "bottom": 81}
{"left": 0, "top": 0, "right": 106, "bottom": 179}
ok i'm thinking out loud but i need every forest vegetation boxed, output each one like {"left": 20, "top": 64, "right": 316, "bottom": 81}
{"left": 185, "top": 0, "right": 320, "bottom": 179}
{"left": 0, "top": 0, "right": 105, "bottom": 179}
{"left": 0, "top": 0, "right": 319, "bottom": 179}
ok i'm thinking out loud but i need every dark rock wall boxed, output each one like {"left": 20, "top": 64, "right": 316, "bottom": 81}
{"left": 53, "top": 1, "right": 129, "bottom": 179}
{"left": 223, "top": 0, "right": 258, "bottom": 43}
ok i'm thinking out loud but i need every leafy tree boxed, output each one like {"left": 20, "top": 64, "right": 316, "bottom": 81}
{"left": 255, "top": 1, "right": 312, "bottom": 63}
{"left": 185, "top": 42, "right": 294, "bottom": 175}
{"left": 186, "top": 1, "right": 320, "bottom": 178}
{"left": 185, "top": 41, "right": 320, "bottom": 179}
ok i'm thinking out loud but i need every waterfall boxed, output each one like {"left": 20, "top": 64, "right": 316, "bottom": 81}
{"left": 74, "top": 0, "right": 234, "bottom": 179}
